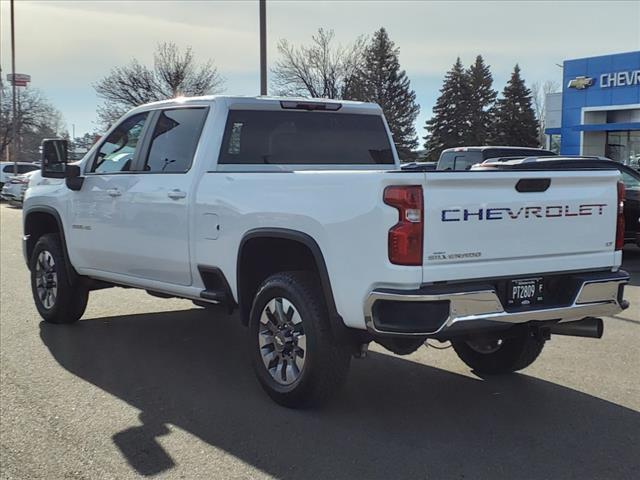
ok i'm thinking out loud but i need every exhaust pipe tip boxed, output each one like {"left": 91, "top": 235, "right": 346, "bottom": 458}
{"left": 549, "top": 317, "right": 603, "bottom": 339}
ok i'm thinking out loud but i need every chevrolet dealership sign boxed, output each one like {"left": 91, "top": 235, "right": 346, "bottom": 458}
{"left": 600, "top": 70, "right": 640, "bottom": 88}
{"left": 568, "top": 70, "right": 640, "bottom": 90}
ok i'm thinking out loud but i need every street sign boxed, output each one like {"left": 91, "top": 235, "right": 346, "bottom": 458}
{"left": 7, "top": 73, "right": 31, "bottom": 87}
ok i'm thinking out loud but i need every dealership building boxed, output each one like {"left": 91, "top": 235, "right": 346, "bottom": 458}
{"left": 545, "top": 50, "right": 640, "bottom": 167}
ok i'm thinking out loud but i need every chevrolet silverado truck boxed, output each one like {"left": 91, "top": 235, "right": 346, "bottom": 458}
{"left": 23, "top": 96, "right": 630, "bottom": 408}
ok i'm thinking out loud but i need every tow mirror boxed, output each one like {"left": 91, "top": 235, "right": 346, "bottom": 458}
{"left": 41, "top": 138, "right": 68, "bottom": 178}
{"left": 41, "top": 138, "right": 84, "bottom": 191}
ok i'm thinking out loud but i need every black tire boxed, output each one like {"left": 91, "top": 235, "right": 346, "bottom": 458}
{"left": 452, "top": 332, "right": 545, "bottom": 374}
{"left": 30, "top": 233, "right": 88, "bottom": 324}
{"left": 249, "top": 271, "right": 351, "bottom": 408}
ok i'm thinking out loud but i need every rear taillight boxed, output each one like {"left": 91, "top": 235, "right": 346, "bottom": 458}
{"left": 384, "top": 185, "right": 423, "bottom": 266}
{"left": 615, "top": 181, "right": 625, "bottom": 251}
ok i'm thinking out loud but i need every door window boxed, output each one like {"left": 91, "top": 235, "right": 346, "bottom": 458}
{"left": 143, "top": 108, "right": 207, "bottom": 173}
{"left": 91, "top": 113, "right": 148, "bottom": 173}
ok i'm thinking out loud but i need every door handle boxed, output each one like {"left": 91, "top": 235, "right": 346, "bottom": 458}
{"left": 107, "top": 188, "right": 121, "bottom": 197}
{"left": 167, "top": 189, "right": 186, "bottom": 200}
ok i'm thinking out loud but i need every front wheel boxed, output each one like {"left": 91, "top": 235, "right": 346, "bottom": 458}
{"left": 249, "top": 271, "right": 351, "bottom": 408}
{"left": 451, "top": 332, "right": 545, "bottom": 374}
{"left": 30, "top": 233, "right": 89, "bottom": 324}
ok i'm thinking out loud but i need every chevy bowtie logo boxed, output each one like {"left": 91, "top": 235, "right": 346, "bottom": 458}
{"left": 567, "top": 76, "right": 594, "bottom": 89}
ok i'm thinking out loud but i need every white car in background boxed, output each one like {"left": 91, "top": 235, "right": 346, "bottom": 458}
{"left": 1, "top": 169, "right": 38, "bottom": 206}
{"left": 0, "top": 162, "right": 41, "bottom": 188}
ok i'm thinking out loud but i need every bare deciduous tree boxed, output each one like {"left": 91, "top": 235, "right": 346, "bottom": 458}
{"left": 0, "top": 73, "right": 66, "bottom": 162}
{"left": 94, "top": 42, "right": 225, "bottom": 128}
{"left": 531, "top": 80, "right": 560, "bottom": 147}
{"left": 272, "top": 28, "right": 366, "bottom": 99}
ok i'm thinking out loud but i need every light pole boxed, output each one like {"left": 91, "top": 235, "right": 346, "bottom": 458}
{"left": 259, "top": 0, "right": 267, "bottom": 95}
{"left": 10, "top": 0, "right": 17, "bottom": 174}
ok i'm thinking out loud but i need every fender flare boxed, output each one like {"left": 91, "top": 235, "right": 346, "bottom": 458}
{"left": 23, "top": 206, "right": 78, "bottom": 283}
{"left": 237, "top": 228, "right": 345, "bottom": 336}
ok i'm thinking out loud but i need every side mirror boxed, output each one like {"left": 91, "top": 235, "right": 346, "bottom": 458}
{"left": 41, "top": 138, "right": 69, "bottom": 178}
{"left": 65, "top": 165, "right": 84, "bottom": 191}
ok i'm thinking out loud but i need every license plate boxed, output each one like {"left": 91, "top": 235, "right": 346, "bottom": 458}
{"left": 507, "top": 278, "right": 544, "bottom": 307}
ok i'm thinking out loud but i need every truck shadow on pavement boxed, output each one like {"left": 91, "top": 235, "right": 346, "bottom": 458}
{"left": 40, "top": 310, "right": 640, "bottom": 479}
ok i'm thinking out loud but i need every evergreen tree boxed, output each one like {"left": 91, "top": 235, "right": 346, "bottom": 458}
{"left": 490, "top": 64, "right": 538, "bottom": 146}
{"left": 466, "top": 55, "right": 497, "bottom": 145}
{"left": 423, "top": 58, "right": 472, "bottom": 161}
{"left": 347, "top": 28, "right": 420, "bottom": 160}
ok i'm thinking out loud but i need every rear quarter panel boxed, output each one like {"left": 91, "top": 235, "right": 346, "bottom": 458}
{"left": 193, "top": 170, "right": 425, "bottom": 329}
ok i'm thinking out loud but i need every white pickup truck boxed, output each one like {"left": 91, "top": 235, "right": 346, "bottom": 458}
{"left": 24, "top": 96, "right": 630, "bottom": 408}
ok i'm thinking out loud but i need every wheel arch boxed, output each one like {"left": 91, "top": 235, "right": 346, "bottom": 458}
{"left": 236, "top": 228, "right": 342, "bottom": 331}
{"left": 23, "top": 206, "right": 77, "bottom": 281}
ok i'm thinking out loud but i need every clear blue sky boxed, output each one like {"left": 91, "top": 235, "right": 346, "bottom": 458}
{"left": 1, "top": 0, "right": 639, "bottom": 139}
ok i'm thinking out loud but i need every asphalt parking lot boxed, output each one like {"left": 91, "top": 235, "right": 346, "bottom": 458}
{"left": 1, "top": 202, "right": 639, "bottom": 479}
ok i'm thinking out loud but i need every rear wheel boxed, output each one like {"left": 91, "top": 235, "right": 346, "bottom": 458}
{"left": 452, "top": 332, "right": 545, "bottom": 374}
{"left": 249, "top": 271, "right": 351, "bottom": 408}
{"left": 30, "top": 233, "right": 88, "bottom": 324}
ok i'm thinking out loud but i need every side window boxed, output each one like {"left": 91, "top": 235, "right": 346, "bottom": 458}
{"left": 91, "top": 113, "right": 148, "bottom": 174}
{"left": 18, "top": 165, "right": 38, "bottom": 174}
{"left": 143, "top": 108, "right": 207, "bottom": 173}
{"left": 437, "top": 153, "right": 455, "bottom": 170}
{"left": 3, "top": 165, "right": 13, "bottom": 173}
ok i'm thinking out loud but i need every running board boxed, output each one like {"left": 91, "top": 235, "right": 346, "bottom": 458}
{"left": 199, "top": 289, "right": 229, "bottom": 303}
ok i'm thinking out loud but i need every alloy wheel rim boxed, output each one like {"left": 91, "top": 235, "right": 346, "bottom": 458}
{"left": 258, "top": 297, "right": 306, "bottom": 385}
{"left": 35, "top": 250, "right": 57, "bottom": 309}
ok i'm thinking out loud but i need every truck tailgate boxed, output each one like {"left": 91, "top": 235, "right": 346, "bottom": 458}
{"left": 422, "top": 169, "right": 620, "bottom": 283}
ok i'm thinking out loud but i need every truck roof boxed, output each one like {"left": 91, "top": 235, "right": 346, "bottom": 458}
{"left": 134, "top": 95, "right": 383, "bottom": 114}
{"left": 441, "top": 146, "right": 553, "bottom": 152}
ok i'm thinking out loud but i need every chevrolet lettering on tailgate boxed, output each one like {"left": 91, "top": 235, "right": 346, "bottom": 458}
{"left": 441, "top": 204, "right": 607, "bottom": 222}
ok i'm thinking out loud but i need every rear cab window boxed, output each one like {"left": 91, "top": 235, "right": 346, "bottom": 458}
{"left": 218, "top": 110, "right": 394, "bottom": 166}
{"left": 437, "top": 151, "right": 483, "bottom": 170}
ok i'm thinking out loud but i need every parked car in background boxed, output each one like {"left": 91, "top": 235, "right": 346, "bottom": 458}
{"left": 0, "top": 162, "right": 41, "bottom": 188}
{"left": 1, "top": 170, "right": 38, "bottom": 206}
{"left": 478, "top": 156, "right": 640, "bottom": 247}
{"left": 400, "top": 161, "right": 437, "bottom": 171}
{"left": 436, "top": 146, "right": 556, "bottom": 171}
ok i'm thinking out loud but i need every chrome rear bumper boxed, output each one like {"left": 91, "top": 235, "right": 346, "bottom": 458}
{"left": 364, "top": 271, "right": 629, "bottom": 337}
